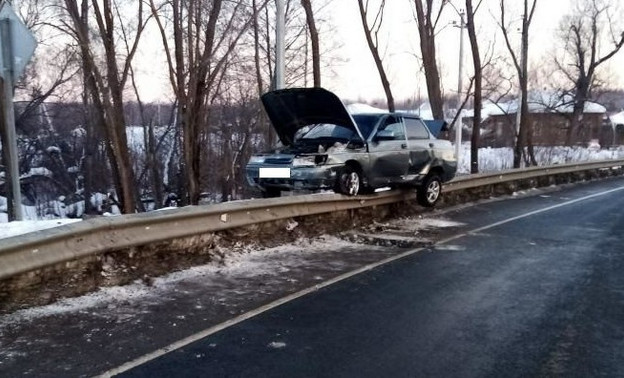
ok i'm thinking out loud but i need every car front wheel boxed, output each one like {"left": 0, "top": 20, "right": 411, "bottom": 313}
{"left": 417, "top": 174, "right": 442, "bottom": 207}
{"left": 335, "top": 166, "right": 361, "bottom": 196}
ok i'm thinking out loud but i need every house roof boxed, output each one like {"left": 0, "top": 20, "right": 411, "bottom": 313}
{"left": 610, "top": 111, "right": 624, "bottom": 126}
{"left": 346, "top": 103, "right": 386, "bottom": 114}
{"left": 465, "top": 92, "right": 607, "bottom": 121}
{"left": 346, "top": 102, "right": 436, "bottom": 120}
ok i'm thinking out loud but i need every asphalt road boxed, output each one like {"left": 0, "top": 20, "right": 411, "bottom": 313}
{"left": 114, "top": 177, "right": 624, "bottom": 378}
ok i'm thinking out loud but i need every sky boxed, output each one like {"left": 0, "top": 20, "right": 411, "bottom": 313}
{"left": 324, "top": 0, "right": 624, "bottom": 103}
{"left": 131, "top": 0, "right": 624, "bottom": 104}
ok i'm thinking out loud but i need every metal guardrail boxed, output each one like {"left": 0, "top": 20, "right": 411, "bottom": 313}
{"left": 1, "top": 159, "right": 623, "bottom": 281}
{"left": 443, "top": 159, "right": 624, "bottom": 192}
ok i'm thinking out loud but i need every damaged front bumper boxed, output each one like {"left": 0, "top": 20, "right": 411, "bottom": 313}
{"left": 246, "top": 163, "right": 341, "bottom": 191}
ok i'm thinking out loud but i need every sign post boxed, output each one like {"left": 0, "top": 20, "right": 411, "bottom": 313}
{"left": 0, "top": 2, "right": 37, "bottom": 221}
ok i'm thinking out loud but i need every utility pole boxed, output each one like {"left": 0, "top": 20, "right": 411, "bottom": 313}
{"left": 515, "top": 22, "right": 526, "bottom": 152}
{"left": 454, "top": 10, "right": 466, "bottom": 165}
{"left": 275, "top": 0, "right": 285, "bottom": 90}
{"left": 0, "top": 18, "right": 23, "bottom": 220}
{"left": 0, "top": 2, "right": 37, "bottom": 221}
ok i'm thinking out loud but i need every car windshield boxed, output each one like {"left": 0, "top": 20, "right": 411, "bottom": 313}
{"left": 296, "top": 115, "right": 380, "bottom": 142}
{"left": 352, "top": 114, "right": 382, "bottom": 138}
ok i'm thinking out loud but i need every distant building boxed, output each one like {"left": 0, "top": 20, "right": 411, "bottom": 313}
{"left": 463, "top": 93, "right": 610, "bottom": 147}
{"left": 607, "top": 111, "right": 624, "bottom": 146}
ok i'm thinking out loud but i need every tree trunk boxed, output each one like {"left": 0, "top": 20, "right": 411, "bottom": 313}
{"left": 567, "top": 79, "right": 589, "bottom": 146}
{"left": 466, "top": 0, "right": 481, "bottom": 173}
{"left": 148, "top": 123, "right": 163, "bottom": 209}
{"left": 500, "top": 0, "right": 538, "bottom": 168}
{"left": 413, "top": 0, "right": 444, "bottom": 120}
{"left": 64, "top": 0, "right": 142, "bottom": 214}
{"left": 357, "top": 0, "right": 395, "bottom": 112}
{"left": 301, "top": 0, "right": 321, "bottom": 87}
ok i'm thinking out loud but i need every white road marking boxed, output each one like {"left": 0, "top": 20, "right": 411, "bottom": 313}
{"left": 98, "top": 184, "right": 624, "bottom": 377}
{"left": 466, "top": 185, "right": 624, "bottom": 236}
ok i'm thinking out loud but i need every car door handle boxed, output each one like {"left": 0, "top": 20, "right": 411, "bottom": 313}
{"left": 429, "top": 143, "right": 435, "bottom": 148}
{"left": 401, "top": 143, "right": 407, "bottom": 149}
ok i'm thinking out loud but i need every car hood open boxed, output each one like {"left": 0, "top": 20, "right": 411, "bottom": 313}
{"left": 261, "top": 87, "right": 363, "bottom": 146}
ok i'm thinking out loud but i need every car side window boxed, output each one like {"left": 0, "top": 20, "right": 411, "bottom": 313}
{"left": 404, "top": 117, "right": 430, "bottom": 140}
{"left": 376, "top": 116, "right": 405, "bottom": 141}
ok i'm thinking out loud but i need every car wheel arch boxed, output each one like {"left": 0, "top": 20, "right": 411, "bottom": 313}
{"left": 427, "top": 165, "right": 445, "bottom": 178}
{"left": 334, "top": 160, "right": 369, "bottom": 195}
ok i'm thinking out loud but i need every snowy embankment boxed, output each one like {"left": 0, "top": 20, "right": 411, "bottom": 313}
{"left": 456, "top": 145, "right": 624, "bottom": 174}
{"left": 0, "top": 219, "right": 81, "bottom": 239}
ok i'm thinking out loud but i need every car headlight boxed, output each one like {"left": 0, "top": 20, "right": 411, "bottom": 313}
{"left": 249, "top": 156, "right": 265, "bottom": 164}
{"left": 292, "top": 156, "right": 316, "bottom": 167}
{"left": 292, "top": 155, "right": 328, "bottom": 167}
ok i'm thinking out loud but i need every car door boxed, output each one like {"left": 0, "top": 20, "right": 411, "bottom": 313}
{"left": 366, "top": 115, "right": 411, "bottom": 185}
{"left": 404, "top": 117, "right": 435, "bottom": 175}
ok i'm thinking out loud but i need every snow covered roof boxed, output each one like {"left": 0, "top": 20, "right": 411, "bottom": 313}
{"left": 346, "top": 102, "right": 435, "bottom": 120}
{"left": 346, "top": 103, "right": 386, "bottom": 114}
{"left": 610, "top": 111, "right": 624, "bottom": 126}
{"left": 465, "top": 92, "right": 607, "bottom": 121}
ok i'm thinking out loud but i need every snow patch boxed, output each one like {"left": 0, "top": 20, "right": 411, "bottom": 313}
{"left": 0, "top": 235, "right": 357, "bottom": 327}
{"left": 0, "top": 219, "right": 81, "bottom": 239}
{"left": 286, "top": 219, "right": 299, "bottom": 231}
{"left": 21, "top": 167, "right": 53, "bottom": 178}
{"left": 268, "top": 341, "right": 287, "bottom": 349}
{"left": 457, "top": 145, "right": 624, "bottom": 174}
{"left": 435, "top": 244, "right": 466, "bottom": 251}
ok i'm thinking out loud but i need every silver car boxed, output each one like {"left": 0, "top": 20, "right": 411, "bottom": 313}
{"left": 246, "top": 88, "right": 457, "bottom": 207}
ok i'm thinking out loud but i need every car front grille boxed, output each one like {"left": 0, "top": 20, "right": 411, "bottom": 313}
{"left": 264, "top": 157, "right": 292, "bottom": 165}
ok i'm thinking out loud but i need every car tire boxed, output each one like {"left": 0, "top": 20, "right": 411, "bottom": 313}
{"left": 334, "top": 166, "right": 361, "bottom": 196}
{"left": 263, "top": 187, "right": 281, "bottom": 198}
{"left": 417, "top": 174, "right": 442, "bottom": 207}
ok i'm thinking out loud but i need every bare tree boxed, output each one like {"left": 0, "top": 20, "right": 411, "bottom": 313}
{"left": 150, "top": 0, "right": 264, "bottom": 205}
{"left": 465, "top": 0, "right": 484, "bottom": 173}
{"left": 412, "top": 0, "right": 446, "bottom": 120}
{"left": 60, "top": 0, "right": 149, "bottom": 213}
{"left": 499, "top": 0, "right": 538, "bottom": 167}
{"left": 357, "top": 0, "right": 395, "bottom": 111}
{"left": 301, "top": 0, "right": 321, "bottom": 87}
{"left": 554, "top": 0, "right": 624, "bottom": 145}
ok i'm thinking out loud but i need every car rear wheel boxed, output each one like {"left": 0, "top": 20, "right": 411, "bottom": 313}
{"left": 417, "top": 174, "right": 442, "bottom": 207}
{"left": 335, "top": 166, "right": 361, "bottom": 196}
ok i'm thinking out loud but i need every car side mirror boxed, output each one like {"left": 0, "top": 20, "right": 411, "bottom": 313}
{"left": 374, "top": 129, "right": 395, "bottom": 141}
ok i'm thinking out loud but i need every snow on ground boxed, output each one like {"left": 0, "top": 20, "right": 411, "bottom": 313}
{"left": 380, "top": 217, "right": 465, "bottom": 231}
{"left": 0, "top": 191, "right": 117, "bottom": 225}
{"left": 0, "top": 213, "right": 465, "bottom": 326}
{"left": 0, "top": 219, "right": 81, "bottom": 239}
{"left": 0, "top": 235, "right": 357, "bottom": 326}
{"left": 456, "top": 145, "right": 624, "bottom": 174}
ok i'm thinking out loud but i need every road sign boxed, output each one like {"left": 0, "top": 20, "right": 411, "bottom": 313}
{"left": 0, "top": 1, "right": 37, "bottom": 82}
